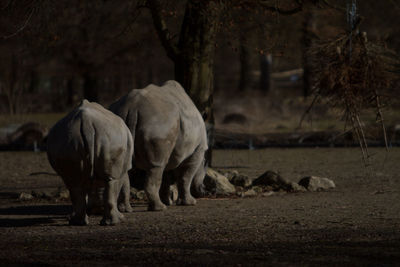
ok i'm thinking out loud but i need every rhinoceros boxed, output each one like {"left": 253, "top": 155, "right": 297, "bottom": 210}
{"left": 109, "top": 80, "right": 208, "bottom": 211}
{"left": 47, "top": 100, "right": 133, "bottom": 225}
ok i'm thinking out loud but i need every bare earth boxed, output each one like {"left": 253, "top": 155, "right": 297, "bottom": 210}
{"left": 0, "top": 148, "right": 399, "bottom": 266}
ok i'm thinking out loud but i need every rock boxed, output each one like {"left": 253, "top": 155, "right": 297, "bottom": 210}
{"left": 262, "top": 191, "right": 275, "bottom": 197}
{"left": 252, "top": 186, "right": 263, "bottom": 193}
{"left": 19, "top": 192, "right": 33, "bottom": 201}
{"left": 204, "top": 168, "right": 236, "bottom": 196}
{"left": 230, "top": 174, "right": 253, "bottom": 188}
{"left": 170, "top": 184, "right": 178, "bottom": 202}
{"left": 130, "top": 188, "right": 147, "bottom": 200}
{"left": 7, "top": 122, "right": 48, "bottom": 151}
{"left": 31, "top": 190, "right": 55, "bottom": 199}
{"left": 240, "top": 189, "right": 257, "bottom": 197}
{"left": 57, "top": 189, "right": 70, "bottom": 200}
{"left": 298, "top": 176, "right": 336, "bottom": 191}
{"left": 288, "top": 182, "right": 307, "bottom": 192}
{"left": 252, "top": 171, "right": 291, "bottom": 191}
{"left": 222, "top": 170, "right": 239, "bottom": 181}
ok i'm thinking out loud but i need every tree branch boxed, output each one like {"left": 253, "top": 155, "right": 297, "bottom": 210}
{"left": 2, "top": 7, "right": 35, "bottom": 39}
{"left": 146, "top": 0, "right": 180, "bottom": 61}
{"left": 258, "top": 0, "right": 303, "bottom": 15}
{"left": 319, "top": 0, "right": 347, "bottom": 12}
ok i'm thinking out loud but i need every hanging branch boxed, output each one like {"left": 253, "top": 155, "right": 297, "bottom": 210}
{"left": 305, "top": 24, "right": 399, "bottom": 163}
{"left": 2, "top": 7, "right": 35, "bottom": 40}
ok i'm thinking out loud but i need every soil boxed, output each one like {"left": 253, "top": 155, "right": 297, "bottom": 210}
{"left": 0, "top": 148, "right": 399, "bottom": 266}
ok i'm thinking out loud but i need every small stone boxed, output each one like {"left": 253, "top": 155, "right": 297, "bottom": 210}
{"left": 242, "top": 189, "right": 257, "bottom": 197}
{"left": 58, "top": 189, "right": 70, "bottom": 199}
{"left": 298, "top": 176, "right": 336, "bottom": 191}
{"left": 19, "top": 192, "right": 33, "bottom": 201}
{"left": 170, "top": 184, "right": 178, "bottom": 202}
{"left": 131, "top": 188, "right": 147, "bottom": 200}
{"left": 136, "top": 190, "right": 147, "bottom": 200}
{"left": 252, "top": 186, "right": 263, "bottom": 193}
{"left": 262, "top": 191, "right": 275, "bottom": 197}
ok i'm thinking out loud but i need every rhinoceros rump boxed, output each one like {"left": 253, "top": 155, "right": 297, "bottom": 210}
{"left": 47, "top": 100, "right": 133, "bottom": 225}
{"left": 110, "top": 80, "right": 208, "bottom": 211}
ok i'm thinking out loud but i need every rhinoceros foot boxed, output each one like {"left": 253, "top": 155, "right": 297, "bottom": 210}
{"left": 118, "top": 202, "right": 133, "bottom": 213}
{"left": 148, "top": 202, "right": 167, "bottom": 211}
{"left": 68, "top": 214, "right": 89, "bottom": 226}
{"left": 100, "top": 212, "right": 125, "bottom": 226}
{"left": 176, "top": 195, "right": 197, "bottom": 206}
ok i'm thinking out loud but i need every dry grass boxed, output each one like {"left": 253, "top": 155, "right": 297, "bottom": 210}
{"left": 0, "top": 113, "right": 65, "bottom": 128}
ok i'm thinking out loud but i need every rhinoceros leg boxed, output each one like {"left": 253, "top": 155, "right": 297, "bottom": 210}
{"left": 159, "top": 171, "right": 174, "bottom": 206}
{"left": 68, "top": 186, "right": 89, "bottom": 225}
{"left": 101, "top": 178, "right": 125, "bottom": 225}
{"left": 191, "top": 162, "right": 207, "bottom": 198}
{"left": 175, "top": 149, "right": 204, "bottom": 206}
{"left": 117, "top": 174, "right": 133, "bottom": 213}
{"left": 87, "top": 185, "right": 104, "bottom": 215}
{"left": 145, "top": 167, "right": 167, "bottom": 211}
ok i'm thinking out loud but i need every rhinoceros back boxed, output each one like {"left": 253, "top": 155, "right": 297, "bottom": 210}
{"left": 47, "top": 100, "right": 133, "bottom": 185}
{"left": 109, "top": 81, "right": 207, "bottom": 169}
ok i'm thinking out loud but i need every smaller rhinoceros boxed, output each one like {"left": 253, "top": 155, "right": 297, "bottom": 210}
{"left": 47, "top": 100, "right": 133, "bottom": 225}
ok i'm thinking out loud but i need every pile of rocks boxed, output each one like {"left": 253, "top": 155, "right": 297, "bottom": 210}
{"left": 203, "top": 168, "right": 336, "bottom": 197}
{"left": 18, "top": 188, "right": 70, "bottom": 201}
{"left": 16, "top": 169, "right": 335, "bottom": 203}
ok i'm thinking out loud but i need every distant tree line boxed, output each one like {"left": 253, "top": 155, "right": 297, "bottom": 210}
{"left": 0, "top": 0, "right": 399, "bottom": 115}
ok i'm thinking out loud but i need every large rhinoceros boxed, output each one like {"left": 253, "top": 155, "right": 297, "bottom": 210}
{"left": 109, "top": 80, "right": 208, "bottom": 211}
{"left": 47, "top": 100, "right": 133, "bottom": 225}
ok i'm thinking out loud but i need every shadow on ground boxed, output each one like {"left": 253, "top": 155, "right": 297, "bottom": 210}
{"left": 0, "top": 204, "right": 71, "bottom": 227}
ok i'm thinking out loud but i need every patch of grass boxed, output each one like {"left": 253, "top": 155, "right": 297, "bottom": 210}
{"left": 0, "top": 113, "right": 65, "bottom": 128}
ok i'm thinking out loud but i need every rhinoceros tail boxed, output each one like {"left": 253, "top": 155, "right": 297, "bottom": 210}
{"left": 80, "top": 116, "right": 95, "bottom": 179}
{"left": 126, "top": 110, "right": 138, "bottom": 160}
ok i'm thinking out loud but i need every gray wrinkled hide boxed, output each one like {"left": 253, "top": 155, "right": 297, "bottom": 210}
{"left": 109, "top": 80, "right": 208, "bottom": 211}
{"left": 47, "top": 100, "right": 133, "bottom": 225}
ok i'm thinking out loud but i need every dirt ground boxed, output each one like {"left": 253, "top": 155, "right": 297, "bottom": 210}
{"left": 0, "top": 148, "right": 399, "bottom": 266}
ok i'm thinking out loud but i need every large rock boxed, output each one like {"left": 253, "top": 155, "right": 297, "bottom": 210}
{"left": 230, "top": 173, "right": 253, "bottom": 188}
{"left": 204, "top": 168, "right": 236, "bottom": 196}
{"left": 252, "top": 171, "right": 291, "bottom": 191}
{"left": 298, "top": 176, "right": 335, "bottom": 191}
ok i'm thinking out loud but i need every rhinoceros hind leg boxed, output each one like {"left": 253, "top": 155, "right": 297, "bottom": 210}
{"left": 118, "top": 174, "right": 133, "bottom": 213}
{"left": 175, "top": 149, "right": 204, "bottom": 206}
{"left": 159, "top": 172, "right": 174, "bottom": 206}
{"left": 68, "top": 186, "right": 89, "bottom": 225}
{"left": 101, "top": 179, "right": 125, "bottom": 225}
{"left": 145, "top": 167, "right": 167, "bottom": 211}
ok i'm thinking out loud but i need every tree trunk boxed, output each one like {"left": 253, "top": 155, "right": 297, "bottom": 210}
{"left": 6, "top": 55, "right": 18, "bottom": 115}
{"left": 238, "top": 42, "right": 252, "bottom": 91}
{"left": 83, "top": 72, "right": 98, "bottom": 102}
{"left": 259, "top": 53, "right": 272, "bottom": 93}
{"left": 66, "top": 77, "right": 76, "bottom": 107}
{"left": 175, "top": 1, "right": 220, "bottom": 117}
{"left": 174, "top": 0, "right": 221, "bottom": 166}
{"left": 238, "top": 28, "right": 259, "bottom": 92}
